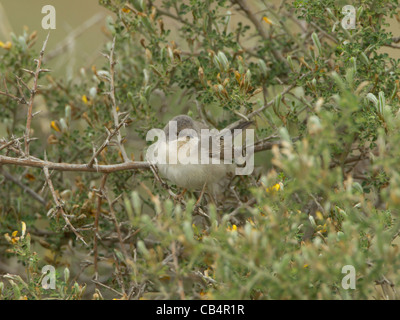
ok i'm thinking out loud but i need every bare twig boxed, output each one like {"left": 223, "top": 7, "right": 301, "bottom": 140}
{"left": 93, "top": 174, "right": 108, "bottom": 285}
{"left": 25, "top": 33, "right": 50, "bottom": 155}
{"left": 87, "top": 113, "right": 131, "bottom": 168}
{"left": 0, "top": 77, "right": 27, "bottom": 104}
{"left": 0, "top": 137, "right": 24, "bottom": 152}
{"left": 107, "top": 37, "right": 130, "bottom": 163}
{"left": 91, "top": 279, "right": 124, "bottom": 297}
{"left": 104, "top": 189, "right": 130, "bottom": 259}
{"left": 43, "top": 164, "right": 87, "bottom": 246}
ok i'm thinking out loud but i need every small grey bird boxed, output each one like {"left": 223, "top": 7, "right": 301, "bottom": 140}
{"left": 146, "top": 114, "right": 252, "bottom": 196}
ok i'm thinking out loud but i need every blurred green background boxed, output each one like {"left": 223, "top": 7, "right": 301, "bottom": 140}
{"left": 0, "top": 0, "right": 110, "bottom": 78}
{"left": 1, "top": 0, "right": 398, "bottom": 79}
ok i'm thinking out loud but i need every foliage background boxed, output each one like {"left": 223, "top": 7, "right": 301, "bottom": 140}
{"left": 1, "top": 0, "right": 400, "bottom": 300}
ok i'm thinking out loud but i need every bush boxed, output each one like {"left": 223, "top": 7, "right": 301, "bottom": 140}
{"left": 1, "top": 0, "right": 400, "bottom": 300}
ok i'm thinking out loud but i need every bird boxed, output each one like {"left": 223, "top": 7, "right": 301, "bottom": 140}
{"left": 146, "top": 114, "right": 253, "bottom": 199}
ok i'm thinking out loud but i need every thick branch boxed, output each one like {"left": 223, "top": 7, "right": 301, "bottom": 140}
{"left": 0, "top": 155, "right": 150, "bottom": 173}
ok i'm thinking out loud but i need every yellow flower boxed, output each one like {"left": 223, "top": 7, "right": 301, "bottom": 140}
{"left": 262, "top": 17, "right": 274, "bottom": 25}
{"left": 122, "top": 8, "right": 131, "bottom": 13}
{"left": 318, "top": 223, "right": 327, "bottom": 233}
{"left": 0, "top": 41, "right": 12, "bottom": 49}
{"left": 266, "top": 183, "right": 282, "bottom": 193}
{"left": 316, "top": 211, "right": 324, "bottom": 220}
{"left": 82, "top": 95, "right": 89, "bottom": 105}
{"left": 226, "top": 224, "right": 237, "bottom": 232}
{"left": 51, "top": 121, "right": 61, "bottom": 132}
{"left": 4, "top": 222, "right": 27, "bottom": 244}
{"left": 5, "top": 231, "right": 20, "bottom": 244}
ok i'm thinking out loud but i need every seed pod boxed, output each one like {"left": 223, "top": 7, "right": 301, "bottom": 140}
{"left": 224, "top": 11, "right": 231, "bottom": 33}
{"left": 245, "top": 69, "right": 251, "bottom": 87}
{"left": 311, "top": 32, "right": 322, "bottom": 57}
{"left": 89, "top": 87, "right": 97, "bottom": 99}
{"left": 217, "top": 51, "right": 229, "bottom": 72}
{"left": 350, "top": 57, "right": 357, "bottom": 73}
{"left": 167, "top": 46, "right": 174, "bottom": 61}
{"left": 326, "top": 8, "right": 337, "bottom": 21}
{"left": 258, "top": 59, "right": 268, "bottom": 78}
{"left": 356, "top": 6, "right": 363, "bottom": 19}
{"left": 9, "top": 280, "right": 21, "bottom": 299}
{"left": 138, "top": 0, "right": 146, "bottom": 11}
{"left": 308, "top": 115, "right": 322, "bottom": 134}
{"left": 64, "top": 267, "right": 70, "bottom": 283}
{"left": 158, "top": 18, "right": 165, "bottom": 34}
{"left": 144, "top": 85, "right": 152, "bottom": 99}
{"left": 235, "top": 70, "right": 241, "bottom": 83}
{"left": 127, "top": 92, "right": 135, "bottom": 104}
{"left": 309, "top": 215, "right": 317, "bottom": 228}
{"left": 360, "top": 52, "right": 369, "bottom": 65}
{"left": 312, "top": 78, "right": 317, "bottom": 89}
{"left": 183, "top": 221, "right": 195, "bottom": 243}
{"left": 143, "top": 69, "right": 149, "bottom": 86}
{"left": 131, "top": 191, "right": 142, "bottom": 215}
{"left": 378, "top": 91, "right": 385, "bottom": 114}
{"left": 59, "top": 118, "right": 68, "bottom": 132}
{"left": 331, "top": 72, "right": 346, "bottom": 91}
{"left": 145, "top": 48, "right": 152, "bottom": 62}
{"left": 287, "top": 56, "right": 295, "bottom": 72}
{"left": 203, "top": 14, "right": 209, "bottom": 33}
{"left": 251, "top": 88, "right": 263, "bottom": 96}
{"left": 352, "top": 182, "right": 364, "bottom": 194}
{"left": 18, "top": 36, "right": 27, "bottom": 52}
{"left": 198, "top": 67, "right": 206, "bottom": 86}
{"left": 160, "top": 47, "right": 166, "bottom": 61}
{"left": 137, "top": 240, "right": 150, "bottom": 258}
{"left": 65, "top": 105, "right": 71, "bottom": 124}
{"left": 237, "top": 56, "right": 245, "bottom": 74}
{"left": 140, "top": 94, "right": 148, "bottom": 106}
{"left": 275, "top": 93, "right": 282, "bottom": 111}
{"left": 366, "top": 93, "right": 378, "bottom": 106}
{"left": 21, "top": 221, "right": 26, "bottom": 239}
